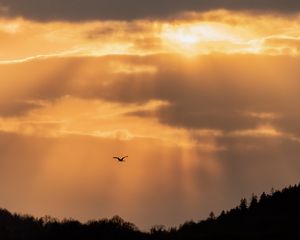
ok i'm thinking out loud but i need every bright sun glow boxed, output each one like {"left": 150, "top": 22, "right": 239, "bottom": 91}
{"left": 163, "top": 26, "right": 200, "bottom": 44}
{"left": 161, "top": 23, "right": 256, "bottom": 54}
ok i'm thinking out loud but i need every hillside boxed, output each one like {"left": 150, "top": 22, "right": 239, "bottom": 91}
{"left": 1, "top": 184, "right": 300, "bottom": 239}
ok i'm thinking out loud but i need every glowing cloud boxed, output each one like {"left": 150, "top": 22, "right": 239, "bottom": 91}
{"left": 1, "top": 11, "right": 300, "bottom": 61}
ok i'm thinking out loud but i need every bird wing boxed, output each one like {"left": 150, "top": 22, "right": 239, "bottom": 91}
{"left": 113, "top": 157, "right": 120, "bottom": 160}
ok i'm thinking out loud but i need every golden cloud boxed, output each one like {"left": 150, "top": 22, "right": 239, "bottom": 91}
{"left": 0, "top": 11, "right": 300, "bottom": 62}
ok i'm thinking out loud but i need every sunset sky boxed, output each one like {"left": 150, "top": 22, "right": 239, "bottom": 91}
{"left": 1, "top": 0, "right": 300, "bottom": 229}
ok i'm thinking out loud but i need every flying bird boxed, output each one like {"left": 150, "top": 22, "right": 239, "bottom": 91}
{"left": 113, "top": 156, "right": 128, "bottom": 162}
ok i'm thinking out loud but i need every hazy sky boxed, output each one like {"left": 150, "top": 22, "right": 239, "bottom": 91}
{"left": 1, "top": 1, "right": 300, "bottom": 229}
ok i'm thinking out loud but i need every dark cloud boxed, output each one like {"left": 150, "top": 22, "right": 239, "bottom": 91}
{"left": 0, "top": 0, "right": 300, "bottom": 21}
{"left": 0, "top": 100, "right": 42, "bottom": 117}
{"left": 86, "top": 22, "right": 150, "bottom": 40}
{"left": 2, "top": 54, "right": 300, "bottom": 136}
{"left": 100, "top": 54, "right": 300, "bottom": 133}
{"left": 274, "top": 114, "right": 300, "bottom": 136}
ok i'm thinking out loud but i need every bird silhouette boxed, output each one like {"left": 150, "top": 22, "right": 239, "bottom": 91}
{"left": 113, "top": 156, "right": 128, "bottom": 162}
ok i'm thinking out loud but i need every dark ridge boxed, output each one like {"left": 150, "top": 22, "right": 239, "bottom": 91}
{"left": 1, "top": 183, "right": 300, "bottom": 239}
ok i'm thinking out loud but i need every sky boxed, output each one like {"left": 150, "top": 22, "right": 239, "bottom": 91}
{"left": 1, "top": 0, "right": 300, "bottom": 230}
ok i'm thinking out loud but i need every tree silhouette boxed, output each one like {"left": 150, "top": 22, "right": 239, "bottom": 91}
{"left": 208, "top": 211, "right": 216, "bottom": 220}
{"left": 239, "top": 198, "right": 248, "bottom": 212}
{"left": 250, "top": 194, "right": 258, "bottom": 209}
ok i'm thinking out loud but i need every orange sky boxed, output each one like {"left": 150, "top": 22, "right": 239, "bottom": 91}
{"left": 1, "top": 8, "right": 300, "bottom": 229}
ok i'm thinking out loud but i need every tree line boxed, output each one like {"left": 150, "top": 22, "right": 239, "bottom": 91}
{"left": 1, "top": 183, "right": 300, "bottom": 239}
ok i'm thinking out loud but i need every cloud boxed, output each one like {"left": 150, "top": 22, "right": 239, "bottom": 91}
{"left": 1, "top": 54, "right": 300, "bottom": 137}
{"left": 95, "top": 54, "right": 300, "bottom": 134}
{"left": 1, "top": 0, "right": 300, "bottom": 21}
{"left": 1, "top": 14, "right": 300, "bottom": 61}
{"left": 264, "top": 37, "right": 300, "bottom": 54}
{"left": 0, "top": 100, "right": 42, "bottom": 117}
